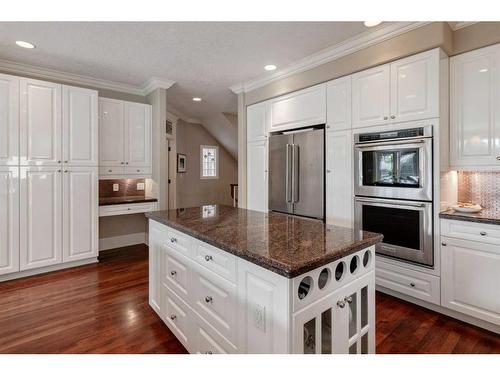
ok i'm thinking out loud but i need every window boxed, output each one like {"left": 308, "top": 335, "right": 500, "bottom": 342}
{"left": 200, "top": 145, "right": 218, "bottom": 179}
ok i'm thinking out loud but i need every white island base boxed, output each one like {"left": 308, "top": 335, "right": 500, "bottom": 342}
{"left": 149, "top": 220, "right": 376, "bottom": 354}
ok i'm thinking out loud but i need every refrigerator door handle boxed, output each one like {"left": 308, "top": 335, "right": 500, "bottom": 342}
{"left": 292, "top": 144, "right": 299, "bottom": 203}
{"left": 285, "top": 144, "right": 292, "bottom": 203}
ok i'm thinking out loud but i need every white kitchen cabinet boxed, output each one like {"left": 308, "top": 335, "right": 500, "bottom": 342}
{"left": 247, "top": 101, "right": 268, "bottom": 142}
{"left": 325, "top": 130, "right": 353, "bottom": 228}
{"left": 450, "top": 43, "right": 500, "bottom": 169}
{"left": 99, "top": 98, "right": 124, "bottom": 166}
{"left": 269, "top": 84, "right": 326, "bottom": 131}
{"left": 352, "top": 64, "right": 391, "bottom": 129}
{"left": 19, "top": 167, "right": 62, "bottom": 270}
{"left": 0, "top": 74, "right": 19, "bottom": 166}
{"left": 247, "top": 139, "right": 268, "bottom": 213}
{"left": 326, "top": 76, "right": 352, "bottom": 131}
{"left": 20, "top": 78, "right": 62, "bottom": 166}
{"left": 62, "top": 86, "right": 99, "bottom": 166}
{"left": 441, "top": 237, "right": 500, "bottom": 326}
{"left": 124, "top": 102, "right": 152, "bottom": 167}
{"left": 62, "top": 167, "right": 98, "bottom": 262}
{"left": 0, "top": 167, "right": 19, "bottom": 275}
{"left": 149, "top": 220, "right": 165, "bottom": 315}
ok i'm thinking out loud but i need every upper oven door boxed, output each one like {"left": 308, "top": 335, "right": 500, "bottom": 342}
{"left": 354, "top": 137, "right": 432, "bottom": 201}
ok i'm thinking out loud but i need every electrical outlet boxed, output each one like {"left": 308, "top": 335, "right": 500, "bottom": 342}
{"left": 137, "top": 182, "right": 145, "bottom": 191}
{"left": 253, "top": 303, "right": 266, "bottom": 332}
{"left": 112, "top": 184, "right": 119, "bottom": 192}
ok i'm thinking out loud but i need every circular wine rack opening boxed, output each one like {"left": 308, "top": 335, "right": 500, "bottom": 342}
{"left": 318, "top": 268, "right": 331, "bottom": 289}
{"left": 335, "top": 262, "right": 346, "bottom": 282}
{"left": 298, "top": 276, "right": 313, "bottom": 300}
{"left": 363, "top": 250, "right": 371, "bottom": 268}
{"left": 350, "top": 255, "right": 359, "bottom": 274}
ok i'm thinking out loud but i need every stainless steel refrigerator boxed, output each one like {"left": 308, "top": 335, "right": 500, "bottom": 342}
{"left": 268, "top": 127, "right": 324, "bottom": 219}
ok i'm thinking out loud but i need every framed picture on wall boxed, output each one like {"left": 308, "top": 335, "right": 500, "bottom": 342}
{"left": 177, "top": 153, "right": 187, "bottom": 173}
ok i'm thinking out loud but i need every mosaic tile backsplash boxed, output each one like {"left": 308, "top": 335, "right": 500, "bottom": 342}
{"left": 458, "top": 172, "right": 500, "bottom": 214}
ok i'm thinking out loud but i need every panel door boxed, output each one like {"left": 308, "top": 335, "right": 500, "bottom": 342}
{"left": 20, "top": 78, "right": 62, "bottom": 165}
{"left": 390, "top": 49, "right": 439, "bottom": 123}
{"left": 99, "top": 98, "right": 124, "bottom": 166}
{"left": 441, "top": 239, "right": 500, "bottom": 325}
{"left": 0, "top": 74, "right": 19, "bottom": 165}
{"left": 20, "top": 167, "right": 62, "bottom": 270}
{"left": 247, "top": 101, "right": 268, "bottom": 142}
{"left": 450, "top": 44, "right": 500, "bottom": 168}
{"left": 0, "top": 167, "right": 19, "bottom": 275}
{"left": 62, "top": 85, "right": 98, "bottom": 166}
{"left": 247, "top": 139, "right": 268, "bottom": 212}
{"left": 124, "top": 102, "right": 152, "bottom": 167}
{"left": 326, "top": 76, "right": 352, "bottom": 131}
{"left": 62, "top": 167, "right": 98, "bottom": 262}
{"left": 352, "top": 64, "right": 391, "bottom": 129}
{"left": 326, "top": 130, "right": 353, "bottom": 227}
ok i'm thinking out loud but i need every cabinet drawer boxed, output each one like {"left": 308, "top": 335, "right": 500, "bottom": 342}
{"left": 98, "top": 202, "right": 156, "bottom": 217}
{"left": 162, "top": 285, "right": 194, "bottom": 350}
{"left": 441, "top": 219, "right": 500, "bottom": 245}
{"left": 99, "top": 166, "right": 124, "bottom": 175}
{"left": 194, "top": 240, "right": 236, "bottom": 282}
{"left": 194, "top": 316, "right": 237, "bottom": 354}
{"left": 123, "top": 166, "right": 152, "bottom": 175}
{"left": 191, "top": 266, "right": 238, "bottom": 345}
{"left": 166, "top": 227, "right": 193, "bottom": 259}
{"left": 164, "top": 248, "right": 191, "bottom": 301}
{"left": 375, "top": 259, "right": 440, "bottom": 304}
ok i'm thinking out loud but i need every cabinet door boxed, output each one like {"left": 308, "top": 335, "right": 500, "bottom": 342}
{"left": 326, "top": 76, "right": 352, "bottom": 131}
{"left": 20, "top": 167, "right": 62, "bottom": 270}
{"left": 352, "top": 64, "right": 390, "bottom": 129}
{"left": 270, "top": 84, "right": 326, "bottom": 131}
{"left": 0, "top": 74, "right": 19, "bottom": 165}
{"left": 62, "top": 86, "right": 98, "bottom": 166}
{"left": 247, "top": 139, "right": 268, "bottom": 212}
{"left": 450, "top": 45, "right": 500, "bottom": 168}
{"left": 124, "top": 102, "right": 152, "bottom": 167}
{"left": 99, "top": 98, "right": 124, "bottom": 166}
{"left": 20, "top": 78, "right": 62, "bottom": 165}
{"left": 390, "top": 49, "right": 439, "bottom": 124}
{"left": 62, "top": 167, "right": 98, "bottom": 262}
{"left": 326, "top": 130, "right": 353, "bottom": 227}
{"left": 247, "top": 101, "right": 268, "bottom": 142}
{"left": 441, "top": 239, "right": 500, "bottom": 326}
{"left": 0, "top": 167, "right": 19, "bottom": 275}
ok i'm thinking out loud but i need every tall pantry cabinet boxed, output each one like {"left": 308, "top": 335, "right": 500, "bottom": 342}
{"left": 0, "top": 73, "right": 98, "bottom": 278}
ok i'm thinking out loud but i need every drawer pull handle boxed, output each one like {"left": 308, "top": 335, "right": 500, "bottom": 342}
{"left": 345, "top": 296, "right": 353, "bottom": 304}
{"left": 480, "top": 231, "right": 487, "bottom": 236}
{"left": 410, "top": 282, "right": 416, "bottom": 287}
{"left": 204, "top": 255, "right": 213, "bottom": 262}
{"left": 205, "top": 351, "right": 213, "bottom": 354}
{"left": 205, "top": 296, "right": 213, "bottom": 303}
{"left": 170, "top": 270, "right": 177, "bottom": 277}
{"left": 337, "top": 300, "right": 346, "bottom": 308}
{"left": 127, "top": 208, "right": 131, "bottom": 210}
{"left": 170, "top": 314, "right": 176, "bottom": 321}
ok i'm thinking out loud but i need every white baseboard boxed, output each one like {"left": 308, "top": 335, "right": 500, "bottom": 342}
{"left": 99, "top": 232, "right": 147, "bottom": 251}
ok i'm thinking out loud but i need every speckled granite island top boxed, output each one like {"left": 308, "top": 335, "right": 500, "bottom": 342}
{"left": 440, "top": 209, "right": 500, "bottom": 225}
{"left": 145, "top": 205, "right": 383, "bottom": 278}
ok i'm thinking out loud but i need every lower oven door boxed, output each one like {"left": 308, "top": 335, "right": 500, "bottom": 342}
{"left": 354, "top": 197, "right": 433, "bottom": 267}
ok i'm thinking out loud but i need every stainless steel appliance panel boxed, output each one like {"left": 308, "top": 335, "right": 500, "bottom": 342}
{"left": 268, "top": 133, "right": 294, "bottom": 214}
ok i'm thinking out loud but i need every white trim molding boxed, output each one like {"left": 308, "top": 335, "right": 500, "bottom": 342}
{"left": 230, "top": 22, "right": 430, "bottom": 94}
{"left": 99, "top": 232, "right": 147, "bottom": 251}
{"left": 448, "top": 22, "right": 478, "bottom": 31}
{"left": 0, "top": 57, "right": 175, "bottom": 96}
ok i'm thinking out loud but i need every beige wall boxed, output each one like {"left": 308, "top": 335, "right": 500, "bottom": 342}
{"left": 176, "top": 119, "right": 238, "bottom": 208}
{"left": 452, "top": 22, "right": 500, "bottom": 55}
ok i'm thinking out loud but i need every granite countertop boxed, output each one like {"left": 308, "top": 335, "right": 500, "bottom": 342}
{"left": 99, "top": 196, "right": 158, "bottom": 206}
{"left": 145, "top": 205, "right": 383, "bottom": 278}
{"left": 439, "top": 209, "right": 500, "bottom": 225}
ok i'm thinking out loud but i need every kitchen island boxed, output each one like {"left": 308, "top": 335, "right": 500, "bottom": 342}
{"left": 146, "top": 205, "right": 383, "bottom": 354}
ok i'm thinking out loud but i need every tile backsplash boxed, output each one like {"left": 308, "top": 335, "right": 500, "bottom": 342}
{"left": 99, "top": 179, "right": 145, "bottom": 198}
{"left": 458, "top": 172, "right": 500, "bottom": 213}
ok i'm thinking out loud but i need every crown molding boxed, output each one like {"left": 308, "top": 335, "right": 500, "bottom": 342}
{"left": 0, "top": 57, "right": 175, "bottom": 96}
{"left": 448, "top": 22, "right": 478, "bottom": 31}
{"left": 230, "top": 21, "right": 430, "bottom": 94}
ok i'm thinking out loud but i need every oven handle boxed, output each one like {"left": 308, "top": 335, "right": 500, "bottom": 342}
{"left": 354, "top": 138, "right": 427, "bottom": 148}
{"left": 355, "top": 197, "right": 426, "bottom": 208}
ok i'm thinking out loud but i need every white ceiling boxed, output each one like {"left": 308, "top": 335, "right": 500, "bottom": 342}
{"left": 0, "top": 22, "right": 380, "bottom": 120}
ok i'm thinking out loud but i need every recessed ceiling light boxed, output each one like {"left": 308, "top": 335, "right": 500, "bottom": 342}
{"left": 264, "top": 64, "right": 277, "bottom": 71}
{"left": 192, "top": 97, "right": 202, "bottom": 102}
{"left": 364, "top": 21, "right": 382, "bottom": 28}
{"left": 15, "top": 40, "right": 35, "bottom": 49}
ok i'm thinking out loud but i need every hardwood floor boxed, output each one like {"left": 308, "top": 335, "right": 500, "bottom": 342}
{"left": 0, "top": 245, "right": 498, "bottom": 354}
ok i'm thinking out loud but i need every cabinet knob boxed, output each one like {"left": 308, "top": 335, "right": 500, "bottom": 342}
{"left": 64, "top": 170, "right": 68, "bottom": 173}
{"left": 108, "top": 169, "right": 113, "bottom": 173}
{"left": 137, "top": 169, "right": 140, "bottom": 172}
{"left": 390, "top": 115, "right": 396, "bottom": 119}
{"left": 170, "top": 237, "right": 177, "bottom": 243}
{"left": 327, "top": 169, "right": 331, "bottom": 173}
{"left": 204, "top": 255, "right": 213, "bottom": 262}
{"left": 126, "top": 162, "right": 129, "bottom": 165}
{"left": 205, "top": 296, "right": 213, "bottom": 303}
{"left": 345, "top": 296, "right": 353, "bottom": 304}
{"left": 480, "top": 231, "right": 487, "bottom": 236}
{"left": 410, "top": 282, "right": 416, "bottom": 287}
{"left": 170, "top": 270, "right": 177, "bottom": 276}
{"left": 441, "top": 242, "right": 447, "bottom": 246}
{"left": 326, "top": 125, "right": 330, "bottom": 129}
{"left": 337, "top": 300, "right": 346, "bottom": 308}
{"left": 64, "top": 161, "right": 68, "bottom": 163}
{"left": 57, "top": 160, "right": 61, "bottom": 164}
{"left": 57, "top": 170, "right": 61, "bottom": 173}
{"left": 205, "top": 351, "right": 213, "bottom": 354}
{"left": 127, "top": 208, "right": 131, "bottom": 211}
{"left": 170, "top": 314, "right": 176, "bottom": 321}
{"left": 121, "top": 162, "right": 125, "bottom": 165}
{"left": 383, "top": 116, "right": 389, "bottom": 120}
{"left": 496, "top": 156, "right": 500, "bottom": 161}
